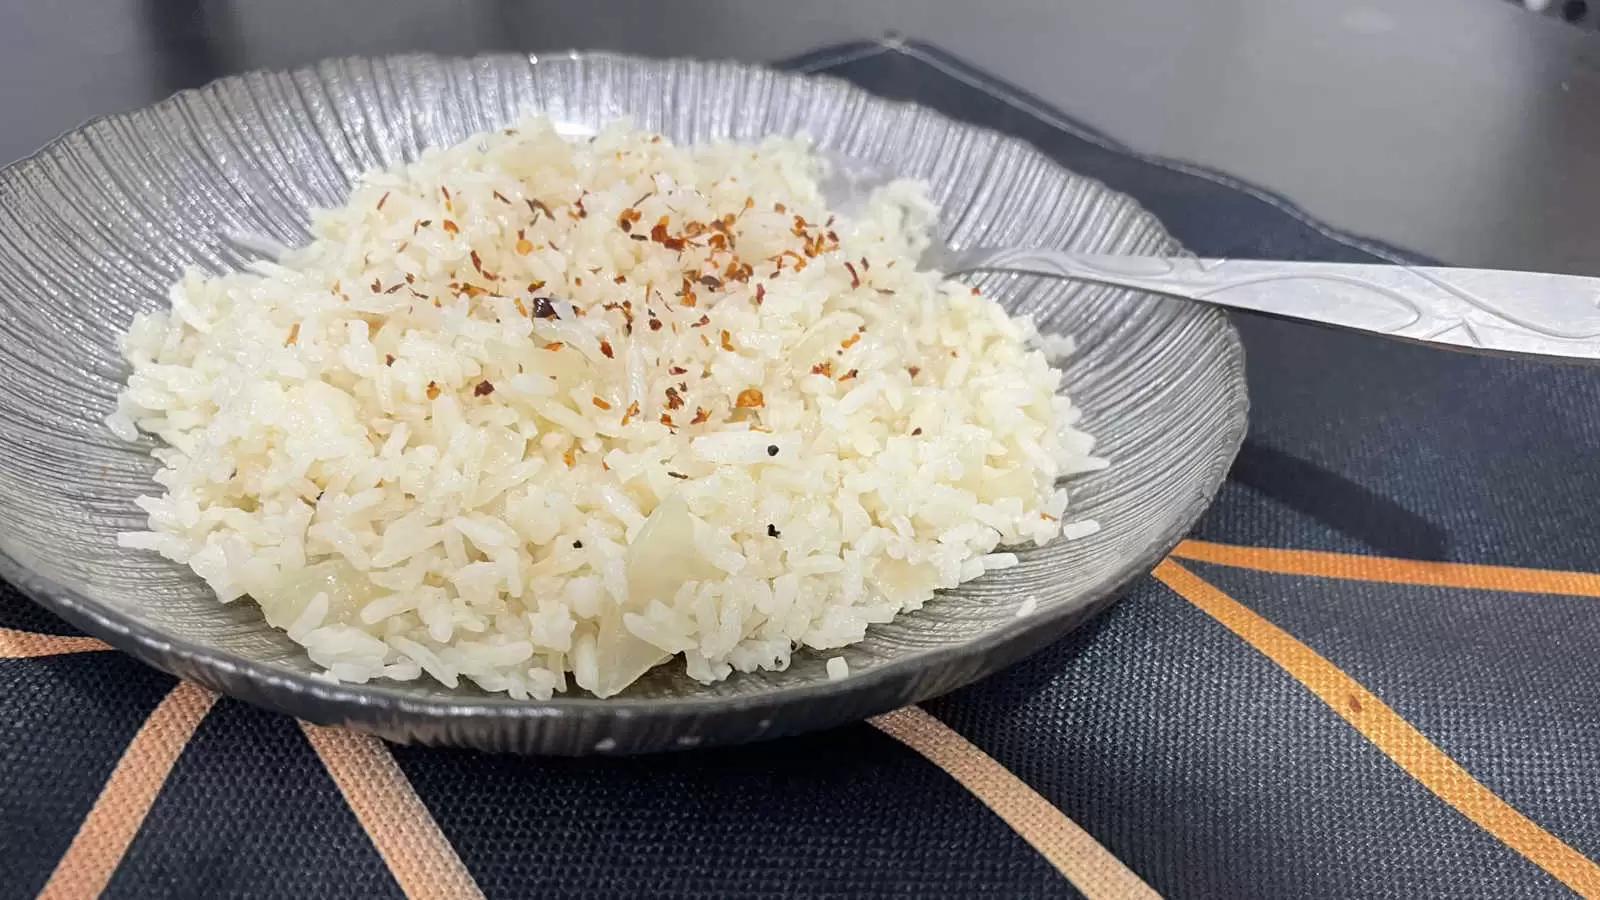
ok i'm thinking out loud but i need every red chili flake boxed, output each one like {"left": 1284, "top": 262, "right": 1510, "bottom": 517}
{"left": 807, "top": 232, "right": 837, "bottom": 258}
{"left": 404, "top": 273, "right": 414, "bottom": 283}
{"left": 650, "top": 217, "right": 688, "bottom": 251}
{"left": 844, "top": 261, "right": 861, "bottom": 288}
{"left": 668, "top": 365, "right": 688, "bottom": 376}
{"left": 474, "top": 380, "right": 495, "bottom": 397}
{"left": 621, "top": 401, "right": 640, "bottom": 426}
{"left": 440, "top": 185, "right": 452, "bottom": 209}
{"left": 735, "top": 388, "right": 764, "bottom": 408}
{"left": 839, "top": 369, "right": 858, "bottom": 381}
{"left": 385, "top": 354, "right": 396, "bottom": 367}
{"left": 284, "top": 323, "right": 299, "bottom": 347}
{"left": 679, "top": 277, "right": 698, "bottom": 308}
{"left": 1040, "top": 511, "right": 1057, "bottom": 521}
{"left": 376, "top": 191, "right": 390, "bottom": 211}
{"left": 691, "top": 407, "right": 711, "bottom": 425}
{"left": 692, "top": 314, "right": 710, "bottom": 328}
{"left": 664, "top": 386, "right": 684, "bottom": 410}
{"left": 790, "top": 215, "right": 809, "bottom": 238}
{"left": 907, "top": 365, "right": 921, "bottom": 378}
{"left": 470, "top": 250, "right": 484, "bottom": 274}
{"left": 618, "top": 208, "right": 642, "bottom": 232}
{"left": 573, "top": 195, "right": 588, "bottom": 218}
{"left": 592, "top": 396, "right": 612, "bottom": 410}
{"left": 460, "top": 284, "right": 489, "bottom": 298}
{"left": 660, "top": 413, "right": 676, "bottom": 429}
{"left": 442, "top": 220, "right": 460, "bottom": 235}
{"left": 708, "top": 233, "right": 728, "bottom": 250}
{"left": 493, "top": 190, "right": 511, "bottom": 204}
{"left": 811, "top": 361, "right": 833, "bottom": 377}
{"left": 840, "top": 333, "right": 861, "bottom": 350}
{"left": 544, "top": 342, "right": 564, "bottom": 351}
{"left": 516, "top": 237, "right": 533, "bottom": 255}
{"left": 720, "top": 330, "right": 735, "bottom": 352}
{"left": 599, "top": 338, "right": 614, "bottom": 359}
{"left": 426, "top": 381, "right": 441, "bottom": 399}
{"left": 528, "top": 280, "right": 546, "bottom": 292}
{"left": 648, "top": 318, "right": 663, "bottom": 332}
{"left": 667, "top": 470, "right": 689, "bottom": 480}
{"left": 773, "top": 202, "right": 786, "bottom": 213}
{"left": 753, "top": 284, "right": 766, "bottom": 306}
{"left": 912, "top": 427, "right": 923, "bottom": 436}
{"left": 614, "top": 275, "right": 627, "bottom": 284}
{"left": 514, "top": 298, "right": 528, "bottom": 317}
{"left": 725, "top": 261, "right": 753, "bottom": 282}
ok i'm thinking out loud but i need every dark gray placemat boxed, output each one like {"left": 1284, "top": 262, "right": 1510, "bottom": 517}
{"left": 4, "top": 37, "right": 1596, "bottom": 900}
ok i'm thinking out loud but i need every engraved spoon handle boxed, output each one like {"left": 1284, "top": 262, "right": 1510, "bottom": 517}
{"left": 950, "top": 248, "right": 1600, "bottom": 362}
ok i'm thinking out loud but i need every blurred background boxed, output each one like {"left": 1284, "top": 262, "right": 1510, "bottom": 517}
{"left": 1520, "top": 0, "right": 1600, "bottom": 30}
{"left": 4, "top": 0, "right": 1599, "bottom": 273}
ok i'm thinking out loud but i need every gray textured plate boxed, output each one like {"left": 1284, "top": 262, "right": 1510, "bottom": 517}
{"left": 0, "top": 52, "right": 1246, "bottom": 754}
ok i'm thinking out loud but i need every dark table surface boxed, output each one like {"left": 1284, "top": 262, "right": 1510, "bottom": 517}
{"left": 3, "top": 0, "right": 1600, "bottom": 274}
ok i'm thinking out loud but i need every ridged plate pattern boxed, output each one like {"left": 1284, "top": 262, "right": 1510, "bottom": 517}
{"left": 0, "top": 52, "right": 1246, "bottom": 754}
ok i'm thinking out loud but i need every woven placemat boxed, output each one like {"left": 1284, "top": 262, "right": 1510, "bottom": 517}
{"left": 5, "top": 38, "right": 1598, "bottom": 899}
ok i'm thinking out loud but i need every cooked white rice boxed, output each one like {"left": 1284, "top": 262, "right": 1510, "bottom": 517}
{"left": 107, "top": 116, "right": 1104, "bottom": 699}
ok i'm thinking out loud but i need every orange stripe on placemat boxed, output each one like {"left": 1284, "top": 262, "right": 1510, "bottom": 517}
{"left": 300, "top": 723, "right": 485, "bottom": 900}
{"left": 1172, "top": 539, "right": 1600, "bottom": 598}
{"left": 37, "top": 681, "right": 216, "bottom": 900}
{"left": 0, "top": 627, "right": 110, "bottom": 658}
{"left": 872, "top": 707, "right": 1161, "bottom": 900}
{"left": 1153, "top": 559, "right": 1600, "bottom": 898}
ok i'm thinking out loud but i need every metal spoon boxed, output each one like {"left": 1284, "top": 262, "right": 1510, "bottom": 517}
{"left": 821, "top": 154, "right": 1600, "bottom": 363}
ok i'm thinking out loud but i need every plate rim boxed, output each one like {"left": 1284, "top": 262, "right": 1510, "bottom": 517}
{"left": 0, "top": 49, "right": 1248, "bottom": 748}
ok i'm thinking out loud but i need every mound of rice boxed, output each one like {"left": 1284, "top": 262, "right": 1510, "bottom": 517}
{"left": 107, "top": 117, "right": 1104, "bottom": 699}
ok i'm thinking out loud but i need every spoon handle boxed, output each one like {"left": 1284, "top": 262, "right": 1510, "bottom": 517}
{"left": 951, "top": 248, "right": 1600, "bottom": 362}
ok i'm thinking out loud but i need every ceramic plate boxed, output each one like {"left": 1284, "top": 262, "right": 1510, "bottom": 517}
{"left": 0, "top": 52, "right": 1245, "bottom": 753}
